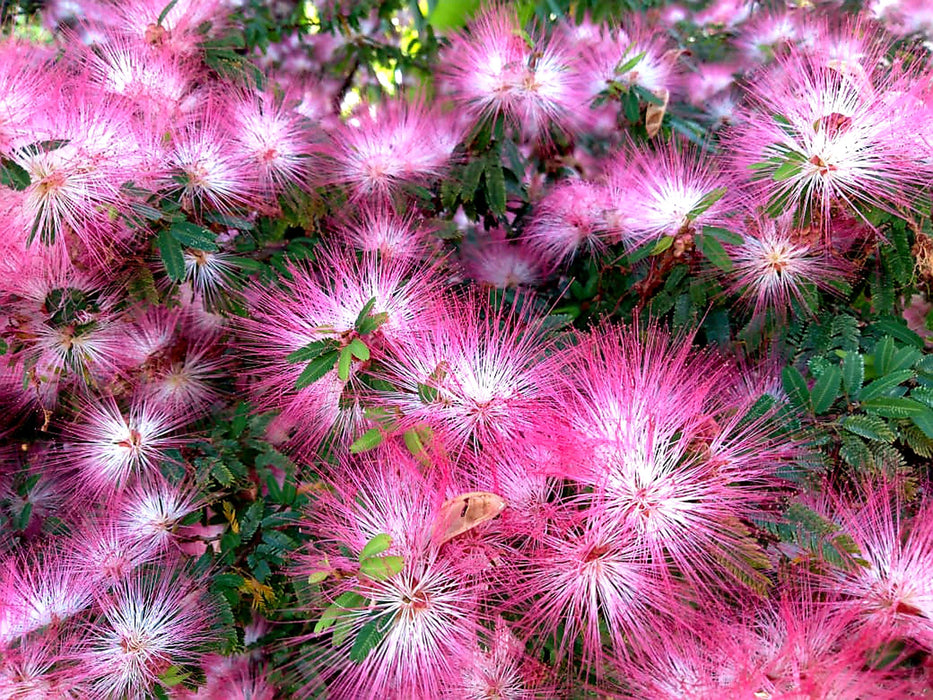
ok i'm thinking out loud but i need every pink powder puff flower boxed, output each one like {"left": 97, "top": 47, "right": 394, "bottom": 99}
{"left": 241, "top": 249, "right": 443, "bottom": 457}
{"left": 9, "top": 91, "right": 150, "bottom": 253}
{"left": 115, "top": 478, "right": 201, "bottom": 553}
{"left": 323, "top": 100, "right": 462, "bottom": 200}
{"left": 869, "top": 0, "right": 933, "bottom": 36}
{"left": 694, "top": 0, "right": 754, "bottom": 28}
{"left": 615, "top": 615, "right": 764, "bottom": 699}
{"left": 226, "top": 90, "right": 315, "bottom": 197}
{"left": 169, "top": 101, "right": 262, "bottom": 216}
{"left": 608, "top": 140, "right": 734, "bottom": 247}
{"left": 297, "top": 449, "right": 487, "bottom": 699}
{"left": 104, "top": 0, "right": 228, "bottom": 54}
{"left": 178, "top": 247, "right": 243, "bottom": 311}
{"left": 373, "top": 293, "right": 566, "bottom": 462}
{"left": 176, "top": 654, "right": 276, "bottom": 700}
{"left": 813, "top": 482, "right": 933, "bottom": 651}
{"left": 0, "top": 547, "right": 96, "bottom": 644}
{"left": 510, "top": 503, "right": 679, "bottom": 675}
{"left": 0, "top": 632, "right": 87, "bottom": 698}
{"left": 60, "top": 396, "right": 185, "bottom": 496}
{"left": 135, "top": 335, "right": 227, "bottom": 419}
{"left": 734, "top": 11, "right": 804, "bottom": 64}
{"left": 81, "top": 565, "right": 217, "bottom": 700}
{"left": 81, "top": 33, "right": 197, "bottom": 120}
{"left": 447, "top": 620, "right": 555, "bottom": 700}
{"left": 4, "top": 264, "right": 129, "bottom": 399}
{"left": 0, "top": 41, "right": 56, "bottom": 153}
{"left": 684, "top": 62, "right": 739, "bottom": 107}
{"left": 725, "top": 213, "right": 849, "bottom": 318}
{"left": 68, "top": 514, "right": 162, "bottom": 584}
{"left": 525, "top": 180, "right": 613, "bottom": 269}
{"left": 575, "top": 20, "right": 680, "bottom": 123}
{"left": 335, "top": 204, "right": 436, "bottom": 261}
{"left": 557, "top": 323, "right": 792, "bottom": 592}
{"left": 747, "top": 576, "right": 922, "bottom": 698}
{"left": 305, "top": 552, "right": 483, "bottom": 699}
{"left": 441, "top": 7, "right": 583, "bottom": 136}
{"left": 728, "top": 46, "right": 929, "bottom": 232}
{"left": 461, "top": 228, "right": 544, "bottom": 288}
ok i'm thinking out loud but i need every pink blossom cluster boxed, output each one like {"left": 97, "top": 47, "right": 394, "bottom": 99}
{"left": 0, "top": 0, "right": 933, "bottom": 698}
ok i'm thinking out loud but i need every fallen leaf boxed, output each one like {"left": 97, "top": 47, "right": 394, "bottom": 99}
{"left": 433, "top": 491, "right": 506, "bottom": 545}
{"left": 646, "top": 88, "right": 669, "bottom": 138}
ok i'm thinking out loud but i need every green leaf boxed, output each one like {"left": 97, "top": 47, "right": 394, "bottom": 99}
{"left": 359, "top": 534, "right": 392, "bottom": 562}
{"left": 354, "top": 297, "right": 377, "bottom": 330}
{"left": 858, "top": 369, "right": 914, "bottom": 401}
{"left": 349, "top": 428, "right": 383, "bottom": 454}
{"left": 357, "top": 312, "right": 389, "bottom": 336}
{"left": 811, "top": 366, "right": 841, "bottom": 414}
{"left": 308, "top": 570, "right": 329, "bottom": 584}
{"left": 294, "top": 350, "right": 339, "bottom": 389}
{"left": 841, "top": 415, "right": 896, "bottom": 443}
{"left": 461, "top": 159, "right": 485, "bottom": 203}
{"left": 348, "top": 338, "right": 370, "bottom": 361}
{"left": 651, "top": 236, "right": 674, "bottom": 255}
{"left": 158, "top": 230, "right": 186, "bottom": 282}
{"left": 485, "top": 158, "right": 506, "bottom": 216}
{"left": 169, "top": 221, "right": 219, "bottom": 251}
{"left": 862, "top": 397, "right": 927, "bottom": 419}
{"left": 158, "top": 666, "right": 189, "bottom": 688}
{"left": 911, "top": 411, "right": 933, "bottom": 439}
{"left": 687, "top": 186, "right": 727, "bottom": 219}
{"left": 889, "top": 346, "right": 922, "bottom": 374}
{"left": 314, "top": 591, "right": 365, "bottom": 634}
{"left": 870, "top": 318, "right": 923, "bottom": 348}
{"left": 0, "top": 157, "right": 30, "bottom": 190}
{"left": 782, "top": 366, "right": 810, "bottom": 410}
{"left": 358, "top": 555, "right": 404, "bottom": 580}
{"left": 403, "top": 427, "right": 426, "bottom": 458}
{"left": 772, "top": 159, "right": 802, "bottom": 181}
{"left": 287, "top": 339, "right": 336, "bottom": 364}
{"left": 158, "top": 0, "right": 179, "bottom": 24}
{"left": 841, "top": 352, "right": 864, "bottom": 396}
{"left": 703, "top": 225, "right": 744, "bottom": 245}
{"left": 874, "top": 336, "right": 895, "bottom": 375}
{"left": 696, "top": 232, "right": 733, "bottom": 272}
{"left": 337, "top": 345, "right": 353, "bottom": 382}
{"left": 349, "top": 614, "right": 391, "bottom": 663}
{"left": 615, "top": 49, "right": 646, "bottom": 75}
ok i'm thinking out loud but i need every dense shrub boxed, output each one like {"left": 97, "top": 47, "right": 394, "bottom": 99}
{"left": 2, "top": 0, "right": 933, "bottom": 697}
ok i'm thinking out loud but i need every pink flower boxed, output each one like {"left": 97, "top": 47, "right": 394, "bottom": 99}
{"left": 461, "top": 227, "right": 544, "bottom": 288}
{"left": 323, "top": 100, "right": 462, "bottom": 200}
{"left": 608, "top": 139, "right": 734, "bottom": 246}
{"left": 335, "top": 204, "right": 437, "bottom": 261}
{"left": 241, "top": 248, "right": 443, "bottom": 457}
{"left": 441, "top": 6, "right": 584, "bottom": 135}
{"left": 60, "top": 396, "right": 185, "bottom": 496}
{"left": 225, "top": 90, "right": 316, "bottom": 197}
{"left": 0, "top": 546, "right": 96, "bottom": 644}
{"left": 296, "top": 447, "right": 487, "bottom": 698}
{"left": 80, "top": 565, "right": 217, "bottom": 699}
{"left": 373, "top": 293, "right": 566, "bottom": 464}
{"left": 725, "top": 213, "right": 849, "bottom": 318}
{"left": 169, "top": 100, "right": 262, "bottom": 216}
{"left": 728, "top": 43, "right": 930, "bottom": 233}
{"left": 510, "top": 503, "right": 678, "bottom": 674}
{"left": 555, "top": 323, "right": 793, "bottom": 591}
{"left": 813, "top": 482, "right": 933, "bottom": 651}
{"left": 525, "top": 180, "right": 613, "bottom": 268}
{"left": 115, "top": 478, "right": 201, "bottom": 552}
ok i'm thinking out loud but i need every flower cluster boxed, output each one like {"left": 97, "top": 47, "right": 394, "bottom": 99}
{"left": 2, "top": 0, "right": 933, "bottom": 697}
